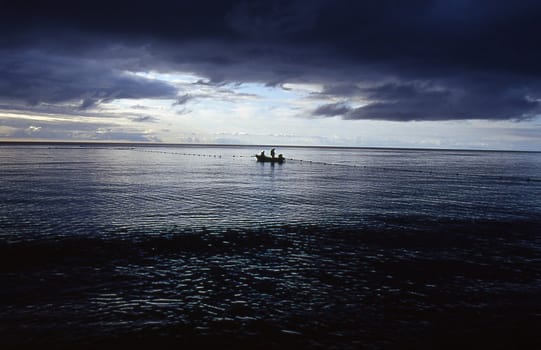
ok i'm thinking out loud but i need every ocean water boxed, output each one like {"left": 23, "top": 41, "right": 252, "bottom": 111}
{"left": 1, "top": 144, "right": 540, "bottom": 349}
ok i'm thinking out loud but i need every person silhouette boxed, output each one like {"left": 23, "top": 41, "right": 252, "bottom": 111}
{"left": 270, "top": 148, "right": 276, "bottom": 158}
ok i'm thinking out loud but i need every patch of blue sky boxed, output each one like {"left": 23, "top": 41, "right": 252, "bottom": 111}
{"left": 233, "top": 81, "right": 322, "bottom": 102}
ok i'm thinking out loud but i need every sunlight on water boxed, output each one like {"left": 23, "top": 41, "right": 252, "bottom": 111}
{"left": 1, "top": 145, "right": 540, "bottom": 240}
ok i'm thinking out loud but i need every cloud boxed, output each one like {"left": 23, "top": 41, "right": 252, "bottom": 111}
{"left": 1, "top": 0, "right": 541, "bottom": 122}
{"left": 173, "top": 94, "right": 195, "bottom": 106}
{"left": 0, "top": 115, "right": 159, "bottom": 141}
{"left": 171, "top": 86, "right": 259, "bottom": 107}
{"left": 318, "top": 84, "right": 364, "bottom": 97}
{"left": 313, "top": 102, "right": 351, "bottom": 117}
{"left": 225, "top": 0, "right": 322, "bottom": 39}
{"left": 131, "top": 115, "right": 158, "bottom": 123}
{"left": 25, "top": 125, "right": 42, "bottom": 133}
{"left": 313, "top": 81, "right": 541, "bottom": 121}
{"left": 0, "top": 50, "right": 178, "bottom": 110}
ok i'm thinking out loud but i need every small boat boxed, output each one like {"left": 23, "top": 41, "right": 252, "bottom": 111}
{"left": 255, "top": 154, "right": 285, "bottom": 163}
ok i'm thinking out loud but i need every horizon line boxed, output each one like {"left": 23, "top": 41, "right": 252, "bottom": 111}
{"left": 0, "top": 140, "right": 539, "bottom": 153}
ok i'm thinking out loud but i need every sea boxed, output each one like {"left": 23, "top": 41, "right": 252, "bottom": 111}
{"left": 1, "top": 143, "right": 540, "bottom": 349}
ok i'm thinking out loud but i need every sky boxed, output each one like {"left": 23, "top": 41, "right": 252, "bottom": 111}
{"left": 1, "top": 0, "right": 541, "bottom": 150}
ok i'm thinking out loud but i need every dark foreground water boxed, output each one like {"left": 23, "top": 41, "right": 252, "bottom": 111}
{"left": 1, "top": 144, "right": 540, "bottom": 349}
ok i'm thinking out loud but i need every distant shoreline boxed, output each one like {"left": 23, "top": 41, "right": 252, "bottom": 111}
{"left": 0, "top": 140, "right": 538, "bottom": 153}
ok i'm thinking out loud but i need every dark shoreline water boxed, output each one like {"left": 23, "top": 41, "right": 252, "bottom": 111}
{"left": 2, "top": 222, "right": 540, "bottom": 349}
{"left": 1, "top": 145, "right": 540, "bottom": 349}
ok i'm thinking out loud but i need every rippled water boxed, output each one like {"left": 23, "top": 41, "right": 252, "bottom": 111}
{"left": 1, "top": 144, "right": 540, "bottom": 349}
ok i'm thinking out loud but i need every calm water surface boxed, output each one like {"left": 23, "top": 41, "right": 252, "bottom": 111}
{"left": 1, "top": 144, "right": 540, "bottom": 349}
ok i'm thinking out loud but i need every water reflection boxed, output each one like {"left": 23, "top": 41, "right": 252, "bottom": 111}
{"left": 1, "top": 145, "right": 540, "bottom": 349}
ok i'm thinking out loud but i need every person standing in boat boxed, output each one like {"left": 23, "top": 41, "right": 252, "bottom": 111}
{"left": 270, "top": 148, "right": 276, "bottom": 158}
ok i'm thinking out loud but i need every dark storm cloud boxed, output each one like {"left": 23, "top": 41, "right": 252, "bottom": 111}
{"left": 1, "top": 0, "right": 541, "bottom": 121}
{"left": 315, "top": 81, "right": 541, "bottom": 121}
{"left": 0, "top": 50, "right": 177, "bottom": 110}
